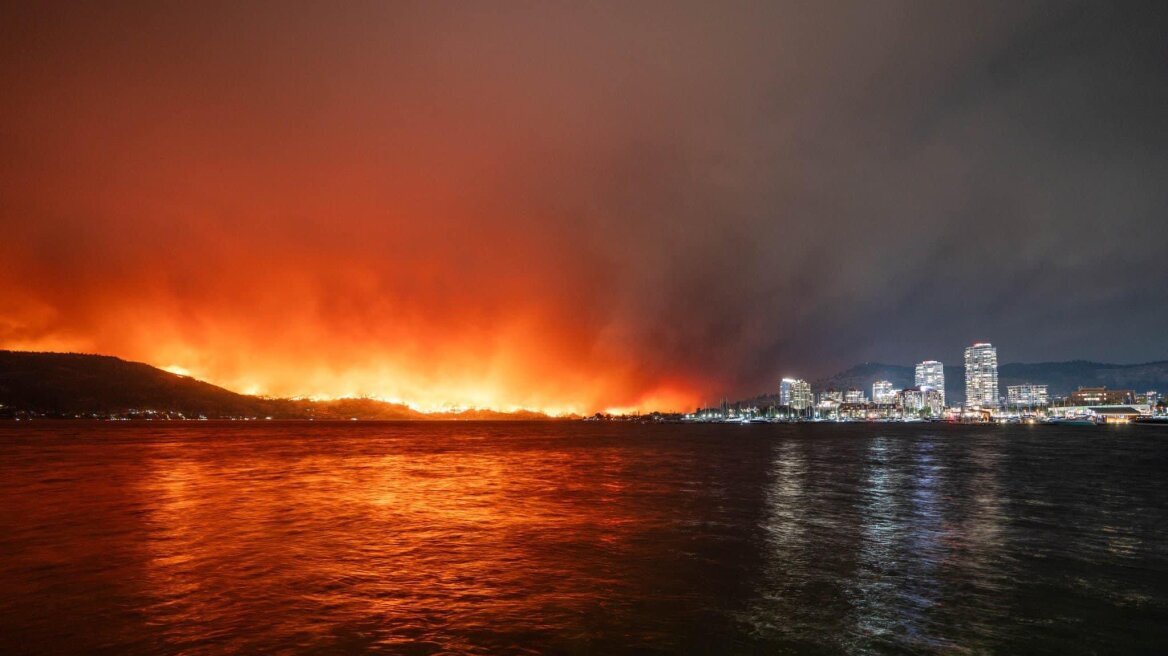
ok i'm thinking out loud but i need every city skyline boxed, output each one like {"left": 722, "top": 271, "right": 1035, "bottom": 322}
{"left": 751, "top": 338, "right": 1165, "bottom": 419}
{"left": 708, "top": 338, "right": 1163, "bottom": 423}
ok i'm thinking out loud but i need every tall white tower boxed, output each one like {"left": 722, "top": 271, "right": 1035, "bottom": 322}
{"left": 780, "top": 378, "right": 813, "bottom": 411}
{"left": 964, "top": 343, "right": 999, "bottom": 408}
{"left": 914, "top": 360, "right": 945, "bottom": 406}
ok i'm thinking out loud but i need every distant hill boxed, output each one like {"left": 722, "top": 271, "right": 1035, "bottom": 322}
{"left": 0, "top": 350, "right": 278, "bottom": 418}
{"left": 811, "top": 363, "right": 917, "bottom": 396}
{"left": 812, "top": 360, "right": 1168, "bottom": 405}
{"left": 0, "top": 350, "right": 555, "bottom": 420}
{"left": 304, "top": 397, "right": 428, "bottom": 421}
{"left": 998, "top": 361, "right": 1168, "bottom": 399}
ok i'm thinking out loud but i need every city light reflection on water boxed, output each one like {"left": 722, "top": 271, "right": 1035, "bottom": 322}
{"left": 1, "top": 422, "right": 1167, "bottom": 654}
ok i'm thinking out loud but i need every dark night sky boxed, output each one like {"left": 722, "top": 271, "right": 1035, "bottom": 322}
{"left": 1, "top": 1, "right": 1166, "bottom": 411}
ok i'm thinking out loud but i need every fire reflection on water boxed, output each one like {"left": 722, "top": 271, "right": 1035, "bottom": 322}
{"left": 133, "top": 429, "right": 691, "bottom": 653}
{"left": 2, "top": 422, "right": 1166, "bottom": 654}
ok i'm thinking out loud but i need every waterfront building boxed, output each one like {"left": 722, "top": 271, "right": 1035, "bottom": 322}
{"left": 1007, "top": 383, "right": 1049, "bottom": 408}
{"left": 818, "top": 390, "right": 842, "bottom": 405}
{"left": 901, "top": 386, "right": 944, "bottom": 417}
{"left": 1047, "top": 403, "right": 1148, "bottom": 422}
{"left": 1069, "top": 387, "right": 1135, "bottom": 406}
{"left": 815, "top": 391, "right": 842, "bottom": 420}
{"left": 872, "top": 380, "right": 897, "bottom": 404}
{"left": 780, "top": 378, "right": 814, "bottom": 411}
{"left": 964, "top": 343, "right": 999, "bottom": 408}
{"left": 926, "top": 388, "right": 944, "bottom": 415}
{"left": 844, "top": 389, "right": 868, "bottom": 404}
{"left": 837, "top": 402, "right": 901, "bottom": 421}
{"left": 914, "top": 360, "right": 945, "bottom": 406}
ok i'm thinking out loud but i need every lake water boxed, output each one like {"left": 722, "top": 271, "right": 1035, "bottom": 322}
{"left": 1, "top": 422, "right": 1166, "bottom": 654}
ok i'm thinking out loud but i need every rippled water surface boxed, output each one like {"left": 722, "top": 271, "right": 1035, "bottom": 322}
{"left": 2, "top": 422, "right": 1167, "bottom": 654}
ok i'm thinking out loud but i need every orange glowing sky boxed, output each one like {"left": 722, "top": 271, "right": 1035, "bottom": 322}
{"left": 4, "top": 3, "right": 1167, "bottom": 413}
{"left": 1, "top": 3, "right": 758, "bottom": 413}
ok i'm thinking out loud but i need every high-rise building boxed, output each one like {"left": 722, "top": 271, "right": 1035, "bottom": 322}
{"left": 1007, "top": 383, "right": 1048, "bottom": 408}
{"left": 844, "top": 389, "right": 868, "bottom": 404}
{"left": 964, "top": 343, "right": 999, "bottom": 408}
{"left": 780, "top": 378, "right": 813, "bottom": 411}
{"left": 914, "top": 360, "right": 945, "bottom": 406}
{"left": 872, "top": 380, "right": 897, "bottom": 404}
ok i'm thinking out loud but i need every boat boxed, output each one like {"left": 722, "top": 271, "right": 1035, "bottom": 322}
{"left": 1132, "top": 416, "right": 1168, "bottom": 425}
{"left": 1043, "top": 417, "right": 1099, "bottom": 426}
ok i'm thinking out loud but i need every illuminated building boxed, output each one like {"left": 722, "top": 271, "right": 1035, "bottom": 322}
{"left": 872, "top": 380, "right": 897, "bottom": 404}
{"left": 1007, "top": 383, "right": 1048, "bottom": 408}
{"left": 914, "top": 360, "right": 945, "bottom": 406}
{"left": 963, "top": 343, "right": 999, "bottom": 408}
{"left": 1069, "top": 387, "right": 1135, "bottom": 405}
{"left": 844, "top": 389, "right": 867, "bottom": 404}
{"left": 901, "top": 386, "right": 944, "bottom": 416}
{"left": 780, "top": 378, "right": 813, "bottom": 411}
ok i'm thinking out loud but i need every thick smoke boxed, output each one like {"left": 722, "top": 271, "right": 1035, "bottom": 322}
{"left": 1, "top": 2, "right": 1166, "bottom": 410}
